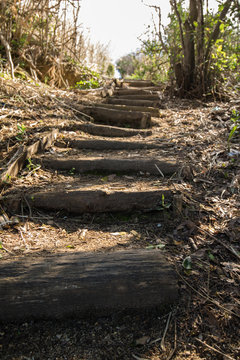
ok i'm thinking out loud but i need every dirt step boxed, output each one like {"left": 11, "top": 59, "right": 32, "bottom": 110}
{"left": 55, "top": 139, "right": 167, "bottom": 151}
{"left": 82, "top": 106, "right": 151, "bottom": 129}
{"left": 27, "top": 188, "right": 173, "bottom": 213}
{"left": 70, "top": 122, "right": 153, "bottom": 137}
{"left": 123, "top": 79, "right": 154, "bottom": 87}
{"left": 107, "top": 98, "right": 159, "bottom": 107}
{"left": 112, "top": 94, "right": 160, "bottom": 101}
{"left": 85, "top": 103, "right": 160, "bottom": 117}
{"left": 37, "top": 157, "right": 179, "bottom": 176}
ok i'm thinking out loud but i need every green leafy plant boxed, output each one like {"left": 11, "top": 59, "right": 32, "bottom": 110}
{"left": 146, "top": 243, "right": 166, "bottom": 250}
{"left": 228, "top": 109, "right": 240, "bottom": 150}
{"left": 16, "top": 123, "right": 26, "bottom": 141}
{"left": 26, "top": 158, "right": 40, "bottom": 173}
{"left": 69, "top": 167, "right": 76, "bottom": 175}
{"left": 182, "top": 256, "right": 192, "bottom": 275}
{"left": 75, "top": 78, "right": 101, "bottom": 89}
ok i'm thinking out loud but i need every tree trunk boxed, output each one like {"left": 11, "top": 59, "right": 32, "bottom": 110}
{"left": 0, "top": 250, "right": 178, "bottom": 321}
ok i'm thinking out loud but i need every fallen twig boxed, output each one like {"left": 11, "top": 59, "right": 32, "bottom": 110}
{"left": 132, "top": 354, "right": 150, "bottom": 360}
{"left": 166, "top": 320, "right": 177, "bottom": 360}
{"left": 149, "top": 311, "right": 172, "bottom": 349}
{"left": 195, "top": 338, "right": 236, "bottom": 360}
{"left": 176, "top": 267, "right": 240, "bottom": 318}
{"left": 198, "top": 226, "right": 240, "bottom": 262}
{"left": 53, "top": 97, "right": 94, "bottom": 122}
{"left": 161, "top": 311, "right": 172, "bottom": 351}
{"left": 155, "top": 163, "right": 164, "bottom": 177}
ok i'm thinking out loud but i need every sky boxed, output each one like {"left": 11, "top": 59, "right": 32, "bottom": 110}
{"left": 80, "top": 0, "right": 218, "bottom": 64}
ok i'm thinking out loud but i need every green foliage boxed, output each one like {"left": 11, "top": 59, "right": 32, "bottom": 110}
{"left": 16, "top": 123, "right": 26, "bottom": 141}
{"left": 75, "top": 78, "right": 100, "bottom": 89}
{"left": 116, "top": 53, "right": 137, "bottom": 78}
{"left": 69, "top": 167, "right": 76, "bottom": 175}
{"left": 136, "top": 1, "right": 239, "bottom": 95}
{"left": 106, "top": 63, "right": 115, "bottom": 77}
{"left": 228, "top": 109, "right": 240, "bottom": 150}
{"left": 26, "top": 158, "right": 40, "bottom": 173}
{"left": 74, "top": 66, "right": 101, "bottom": 89}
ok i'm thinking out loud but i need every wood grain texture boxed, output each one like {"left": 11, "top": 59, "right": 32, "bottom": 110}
{"left": 0, "top": 250, "right": 178, "bottom": 320}
{"left": 27, "top": 189, "right": 173, "bottom": 213}
{"left": 38, "top": 157, "right": 178, "bottom": 176}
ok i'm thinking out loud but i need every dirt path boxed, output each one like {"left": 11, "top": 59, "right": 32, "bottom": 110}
{"left": 0, "top": 79, "right": 239, "bottom": 359}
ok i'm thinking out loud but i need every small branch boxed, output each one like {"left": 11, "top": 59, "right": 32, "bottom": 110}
{"left": 132, "top": 354, "right": 149, "bottom": 360}
{"left": 0, "top": 34, "right": 14, "bottom": 79}
{"left": 176, "top": 267, "right": 240, "bottom": 319}
{"left": 205, "top": 0, "right": 232, "bottom": 61}
{"left": 155, "top": 164, "right": 164, "bottom": 177}
{"left": 166, "top": 320, "right": 177, "bottom": 360}
{"left": 195, "top": 338, "right": 236, "bottom": 360}
{"left": 169, "top": 0, "right": 185, "bottom": 50}
{"left": 53, "top": 97, "right": 94, "bottom": 122}
{"left": 161, "top": 311, "right": 172, "bottom": 351}
{"left": 198, "top": 226, "right": 240, "bottom": 262}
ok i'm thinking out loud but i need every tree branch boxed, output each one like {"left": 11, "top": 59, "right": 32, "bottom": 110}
{"left": 0, "top": 33, "right": 14, "bottom": 79}
{"left": 205, "top": 0, "right": 232, "bottom": 61}
{"left": 170, "top": 0, "right": 185, "bottom": 50}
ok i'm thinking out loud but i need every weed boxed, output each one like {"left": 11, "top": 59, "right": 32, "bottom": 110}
{"left": 16, "top": 123, "right": 26, "bottom": 141}
{"left": 228, "top": 109, "right": 240, "bottom": 151}
{"left": 26, "top": 158, "right": 40, "bottom": 173}
{"left": 69, "top": 167, "right": 76, "bottom": 175}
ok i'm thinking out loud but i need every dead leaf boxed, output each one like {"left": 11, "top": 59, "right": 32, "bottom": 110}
{"left": 136, "top": 336, "right": 150, "bottom": 346}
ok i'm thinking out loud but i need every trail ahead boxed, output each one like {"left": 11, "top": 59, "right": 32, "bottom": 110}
{"left": 0, "top": 78, "right": 239, "bottom": 360}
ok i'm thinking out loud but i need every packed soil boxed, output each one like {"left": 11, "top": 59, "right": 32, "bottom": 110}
{"left": 0, "top": 77, "right": 239, "bottom": 360}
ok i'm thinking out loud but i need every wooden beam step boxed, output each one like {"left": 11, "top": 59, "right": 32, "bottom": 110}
{"left": 82, "top": 106, "right": 151, "bottom": 129}
{"left": 0, "top": 249, "right": 178, "bottom": 321}
{"left": 114, "top": 89, "right": 159, "bottom": 96}
{"left": 38, "top": 157, "right": 179, "bottom": 176}
{"left": 27, "top": 188, "right": 173, "bottom": 213}
{"left": 89, "top": 103, "right": 160, "bottom": 116}
{"left": 123, "top": 79, "right": 154, "bottom": 87}
{"left": 56, "top": 139, "right": 164, "bottom": 151}
{"left": 112, "top": 94, "right": 160, "bottom": 101}
{"left": 74, "top": 122, "right": 152, "bottom": 137}
{"left": 107, "top": 98, "right": 159, "bottom": 107}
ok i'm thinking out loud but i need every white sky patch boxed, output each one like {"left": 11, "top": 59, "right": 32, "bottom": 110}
{"left": 80, "top": 0, "right": 219, "bottom": 63}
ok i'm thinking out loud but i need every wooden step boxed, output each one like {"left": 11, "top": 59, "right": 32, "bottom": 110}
{"left": 56, "top": 139, "right": 164, "bottom": 151}
{"left": 123, "top": 79, "right": 154, "bottom": 87}
{"left": 82, "top": 106, "right": 151, "bottom": 129}
{"left": 107, "top": 98, "right": 159, "bottom": 107}
{"left": 114, "top": 89, "right": 159, "bottom": 96}
{"left": 73, "top": 122, "right": 152, "bottom": 137}
{"left": 38, "top": 157, "right": 178, "bottom": 176}
{"left": 112, "top": 94, "right": 160, "bottom": 101}
{"left": 88, "top": 102, "right": 160, "bottom": 117}
{"left": 0, "top": 249, "right": 178, "bottom": 321}
{"left": 27, "top": 188, "right": 173, "bottom": 213}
